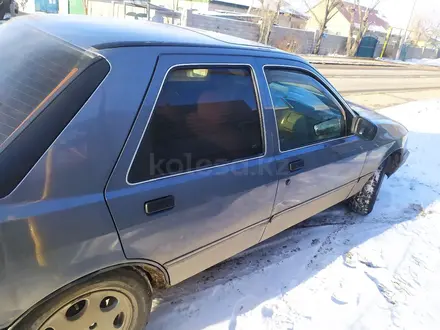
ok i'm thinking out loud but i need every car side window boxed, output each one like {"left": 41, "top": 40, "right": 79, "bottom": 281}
{"left": 128, "top": 66, "right": 264, "bottom": 183}
{"left": 265, "top": 68, "right": 346, "bottom": 151}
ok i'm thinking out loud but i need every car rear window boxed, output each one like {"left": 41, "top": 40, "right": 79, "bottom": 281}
{"left": 0, "top": 21, "right": 96, "bottom": 149}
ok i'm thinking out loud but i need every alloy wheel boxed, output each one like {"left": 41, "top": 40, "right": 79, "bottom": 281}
{"left": 39, "top": 289, "right": 134, "bottom": 330}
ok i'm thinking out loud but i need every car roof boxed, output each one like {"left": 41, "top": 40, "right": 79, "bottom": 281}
{"left": 14, "top": 14, "right": 306, "bottom": 62}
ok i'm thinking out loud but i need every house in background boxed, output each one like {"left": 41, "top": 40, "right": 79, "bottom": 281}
{"left": 21, "top": 0, "right": 84, "bottom": 14}
{"left": 179, "top": 0, "right": 308, "bottom": 29}
{"left": 20, "top": 0, "right": 307, "bottom": 28}
{"left": 20, "top": 0, "right": 180, "bottom": 21}
{"left": 305, "top": 0, "right": 389, "bottom": 37}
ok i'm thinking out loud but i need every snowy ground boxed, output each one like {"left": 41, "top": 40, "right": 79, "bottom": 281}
{"left": 379, "top": 57, "right": 440, "bottom": 67}
{"left": 149, "top": 99, "right": 440, "bottom": 330}
{"left": 407, "top": 58, "right": 440, "bottom": 67}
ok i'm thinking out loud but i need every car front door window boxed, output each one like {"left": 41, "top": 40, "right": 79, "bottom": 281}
{"left": 265, "top": 69, "right": 346, "bottom": 151}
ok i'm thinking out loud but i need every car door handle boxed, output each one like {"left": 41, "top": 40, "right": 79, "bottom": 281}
{"left": 289, "top": 160, "right": 304, "bottom": 172}
{"left": 145, "top": 196, "right": 175, "bottom": 215}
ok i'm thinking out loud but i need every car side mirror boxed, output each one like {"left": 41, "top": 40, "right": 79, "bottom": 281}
{"left": 352, "top": 117, "right": 377, "bottom": 141}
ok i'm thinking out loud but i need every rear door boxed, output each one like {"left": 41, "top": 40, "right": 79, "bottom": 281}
{"left": 257, "top": 60, "right": 367, "bottom": 239}
{"left": 105, "top": 54, "right": 278, "bottom": 284}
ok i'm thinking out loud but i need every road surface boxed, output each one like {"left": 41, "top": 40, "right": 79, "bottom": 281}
{"left": 315, "top": 64, "right": 440, "bottom": 109}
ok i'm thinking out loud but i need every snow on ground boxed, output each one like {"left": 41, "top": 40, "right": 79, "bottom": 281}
{"left": 149, "top": 99, "right": 440, "bottom": 330}
{"left": 378, "top": 57, "right": 440, "bottom": 67}
{"left": 407, "top": 58, "right": 440, "bottom": 67}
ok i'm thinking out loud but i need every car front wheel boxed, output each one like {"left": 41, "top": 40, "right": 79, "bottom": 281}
{"left": 348, "top": 164, "right": 385, "bottom": 215}
{"left": 19, "top": 269, "right": 152, "bottom": 330}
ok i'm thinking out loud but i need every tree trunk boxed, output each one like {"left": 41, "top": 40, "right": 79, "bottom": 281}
{"left": 313, "top": 9, "right": 329, "bottom": 54}
{"left": 346, "top": 5, "right": 355, "bottom": 55}
{"left": 258, "top": 14, "right": 268, "bottom": 43}
{"left": 351, "top": 32, "right": 362, "bottom": 55}
{"left": 258, "top": 0, "right": 280, "bottom": 45}
{"left": 347, "top": 0, "right": 380, "bottom": 56}
{"left": 266, "top": 1, "right": 281, "bottom": 44}
{"left": 313, "top": 29, "right": 324, "bottom": 54}
{"left": 263, "top": 21, "right": 271, "bottom": 44}
{"left": 350, "top": 18, "right": 369, "bottom": 56}
{"left": 82, "top": 0, "right": 88, "bottom": 14}
{"left": 305, "top": 0, "right": 342, "bottom": 55}
{"left": 350, "top": 36, "right": 361, "bottom": 56}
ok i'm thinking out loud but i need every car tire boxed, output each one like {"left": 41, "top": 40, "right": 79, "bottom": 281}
{"left": 18, "top": 268, "right": 152, "bottom": 330}
{"left": 348, "top": 164, "right": 386, "bottom": 215}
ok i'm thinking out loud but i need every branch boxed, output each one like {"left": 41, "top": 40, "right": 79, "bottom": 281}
{"left": 303, "top": 0, "right": 323, "bottom": 26}
{"left": 361, "top": 0, "right": 381, "bottom": 28}
{"left": 328, "top": 0, "right": 341, "bottom": 11}
{"left": 357, "top": 1, "right": 362, "bottom": 28}
{"left": 371, "top": 0, "right": 381, "bottom": 10}
{"left": 247, "top": 0, "right": 254, "bottom": 14}
{"left": 325, "top": 0, "right": 331, "bottom": 12}
{"left": 327, "top": 2, "right": 341, "bottom": 21}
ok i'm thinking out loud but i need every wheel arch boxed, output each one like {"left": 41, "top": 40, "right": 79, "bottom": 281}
{"left": 10, "top": 261, "right": 169, "bottom": 329}
{"left": 384, "top": 148, "right": 404, "bottom": 177}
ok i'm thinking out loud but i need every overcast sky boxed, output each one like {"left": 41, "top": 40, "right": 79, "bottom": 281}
{"left": 291, "top": 0, "right": 440, "bottom": 29}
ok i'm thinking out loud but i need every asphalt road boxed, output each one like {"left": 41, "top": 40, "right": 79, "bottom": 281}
{"left": 315, "top": 64, "right": 440, "bottom": 109}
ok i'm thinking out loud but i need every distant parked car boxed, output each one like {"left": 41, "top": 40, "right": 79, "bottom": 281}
{"left": 0, "top": 15, "right": 409, "bottom": 330}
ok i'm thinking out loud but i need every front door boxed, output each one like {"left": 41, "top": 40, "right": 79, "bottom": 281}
{"left": 258, "top": 62, "right": 367, "bottom": 239}
{"left": 105, "top": 54, "right": 278, "bottom": 284}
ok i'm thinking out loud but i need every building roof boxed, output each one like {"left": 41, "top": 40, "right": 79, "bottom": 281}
{"left": 14, "top": 14, "right": 292, "bottom": 53}
{"left": 338, "top": 1, "right": 389, "bottom": 33}
{"left": 211, "top": 0, "right": 308, "bottom": 19}
{"left": 199, "top": 10, "right": 261, "bottom": 20}
{"left": 131, "top": 2, "right": 182, "bottom": 18}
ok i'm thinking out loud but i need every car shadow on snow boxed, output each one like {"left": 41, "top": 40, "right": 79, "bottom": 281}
{"left": 148, "top": 130, "right": 440, "bottom": 330}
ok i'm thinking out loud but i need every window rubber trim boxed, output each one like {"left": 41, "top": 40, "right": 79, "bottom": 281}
{"left": 0, "top": 58, "right": 110, "bottom": 199}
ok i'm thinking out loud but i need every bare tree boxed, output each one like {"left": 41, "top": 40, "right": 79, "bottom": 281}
{"left": 410, "top": 16, "right": 440, "bottom": 47}
{"left": 345, "top": 0, "right": 381, "bottom": 56}
{"left": 429, "top": 22, "right": 440, "bottom": 48}
{"left": 304, "top": 0, "right": 343, "bottom": 55}
{"left": 410, "top": 16, "right": 430, "bottom": 46}
{"left": 258, "top": 0, "right": 282, "bottom": 44}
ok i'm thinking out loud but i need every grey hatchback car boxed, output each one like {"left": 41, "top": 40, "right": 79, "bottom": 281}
{"left": 0, "top": 15, "right": 408, "bottom": 330}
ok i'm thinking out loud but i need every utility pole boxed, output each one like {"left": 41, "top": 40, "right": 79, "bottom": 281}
{"left": 396, "top": 0, "right": 417, "bottom": 60}
{"left": 380, "top": 27, "right": 393, "bottom": 58}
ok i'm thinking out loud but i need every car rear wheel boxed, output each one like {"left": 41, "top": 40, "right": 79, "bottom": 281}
{"left": 19, "top": 269, "right": 152, "bottom": 330}
{"left": 348, "top": 164, "right": 385, "bottom": 215}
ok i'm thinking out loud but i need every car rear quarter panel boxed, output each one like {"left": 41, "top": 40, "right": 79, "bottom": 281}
{"left": 0, "top": 48, "right": 156, "bottom": 329}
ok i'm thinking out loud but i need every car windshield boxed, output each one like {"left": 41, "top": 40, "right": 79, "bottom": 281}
{"left": 0, "top": 21, "right": 96, "bottom": 150}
